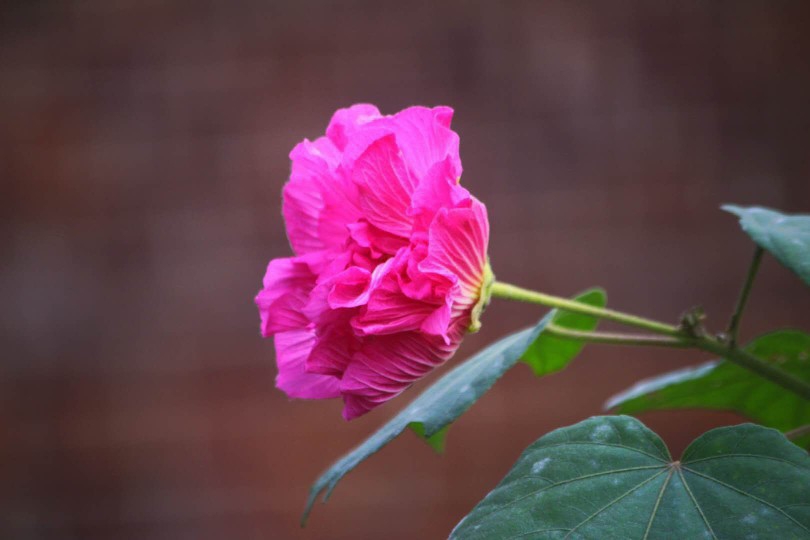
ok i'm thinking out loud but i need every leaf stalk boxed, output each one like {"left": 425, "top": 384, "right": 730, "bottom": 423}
{"left": 726, "top": 247, "right": 764, "bottom": 347}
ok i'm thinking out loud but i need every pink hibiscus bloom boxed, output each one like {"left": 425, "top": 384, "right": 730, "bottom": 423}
{"left": 255, "top": 104, "right": 492, "bottom": 420}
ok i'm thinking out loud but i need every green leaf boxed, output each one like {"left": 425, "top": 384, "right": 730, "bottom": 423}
{"left": 451, "top": 416, "right": 810, "bottom": 539}
{"left": 606, "top": 331, "right": 810, "bottom": 447}
{"left": 723, "top": 204, "right": 810, "bottom": 286}
{"left": 409, "top": 423, "right": 449, "bottom": 453}
{"left": 522, "top": 288, "right": 606, "bottom": 376}
{"left": 302, "top": 312, "right": 554, "bottom": 525}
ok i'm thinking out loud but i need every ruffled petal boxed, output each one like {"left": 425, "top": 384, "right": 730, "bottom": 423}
{"left": 326, "top": 104, "right": 382, "bottom": 151}
{"left": 352, "top": 134, "right": 416, "bottom": 238}
{"left": 306, "top": 328, "right": 356, "bottom": 377}
{"left": 259, "top": 256, "right": 311, "bottom": 296}
{"left": 327, "top": 267, "right": 371, "bottom": 308}
{"left": 347, "top": 220, "right": 409, "bottom": 258}
{"left": 397, "top": 238, "right": 452, "bottom": 301}
{"left": 419, "top": 199, "right": 489, "bottom": 300}
{"left": 335, "top": 106, "right": 459, "bottom": 182}
{"left": 419, "top": 294, "right": 454, "bottom": 343}
{"left": 388, "top": 106, "right": 461, "bottom": 180}
{"left": 274, "top": 329, "right": 340, "bottom": 399}
{"left": 255, "top": 256, "right": 319, "bottom": 337}
{"left": 409, "top": 156, "right": 471, "bottom": 231}
{"left": 285, "top": 137, "right": 361, "bottom": 254}
{"left": 339, "top": 331, "right": 455, "bottom": 419}
{"left": 284, "top": 138, "right": 339, "bottom": 254}
{"left": 351, "top": 276, "right": 440, "bottom": 336}
{"left": 328, "top": 256, "right": 396, "bottom": 309}
{"left": 259, "top": 292, "right": 310, "bottom": 334}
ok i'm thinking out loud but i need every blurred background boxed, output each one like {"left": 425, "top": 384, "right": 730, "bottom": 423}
{"left": 2, "top": 1, "right": 810, "bottom": 538}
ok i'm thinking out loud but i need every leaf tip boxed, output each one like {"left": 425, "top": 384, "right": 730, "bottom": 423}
{"left": 721, "top": 202, "right": 748, "bottom": 215}
{"left": 602, "top": 395, "right": 620, "bottom": 412}
{"left": 300, "top": 493, "right": 317, "bottom": 527}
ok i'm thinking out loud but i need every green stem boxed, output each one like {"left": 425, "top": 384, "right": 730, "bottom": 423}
{"left": 695, "top": 337, "right": 810, "bottom": 401}
{"left": 490, "top": 282, "right": 682, "bottom": 337}
{"left": 726, "top": 247, "right": 764, "bottom": 347}
{"left": 492, "top": 281, "right": 810, "bottom": 402}
{"left": 545, "top": 324, "right": 691, "bottom": 348}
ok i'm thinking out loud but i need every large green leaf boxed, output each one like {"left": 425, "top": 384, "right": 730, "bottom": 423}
{"left": 451, "top": 416, "right": 810, "bottom": 539}
{"left": 723, "top": 204, "right": 810, "bottom": 286}
{"left": 302, "top": 312, "right": 553, "bottom": 524}
{"left": 606, "top": 331, "right": 810, "bottom": 447}
{"left": 522, "top": 288, "right": 606, "bottom": 376}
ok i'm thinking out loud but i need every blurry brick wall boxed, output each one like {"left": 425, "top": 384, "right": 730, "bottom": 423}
{"left": 2, "top": 1, "right": 810, "bottom": 539}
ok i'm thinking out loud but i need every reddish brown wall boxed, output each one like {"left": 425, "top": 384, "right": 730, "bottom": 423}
{"left": 3, "top": 1, "right": 810, "bottom": 538}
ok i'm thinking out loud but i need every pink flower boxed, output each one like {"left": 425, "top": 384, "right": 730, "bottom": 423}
{"left": 255, "top": 104, "right": 492, "bottom": 420}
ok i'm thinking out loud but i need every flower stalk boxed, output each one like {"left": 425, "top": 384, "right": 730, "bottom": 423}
{"left": 491, "top": 281, "right": 810, "bottom": 402}
{"left": 490, "top": 282, "right": 682, "bottom": 336}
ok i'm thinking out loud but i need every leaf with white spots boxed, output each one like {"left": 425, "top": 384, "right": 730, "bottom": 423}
{"left": 303, "top": 312, "right": 554, "bottom": 524}
{"left": 451, "top": 416, "right": 810, "bottom": 539}
{"left": 723, "top": 205, "right": 810, "bottom": 287}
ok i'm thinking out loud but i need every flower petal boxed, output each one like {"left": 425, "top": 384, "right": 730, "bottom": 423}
{"left": 339, "top": 331, "right": 455, "bottom": 419}
{"left": 352, "top": 134, "right": 415, "bottom": 238}
{"left": 306, "top": 333, "right": 355, "bottom": 377}
{"left": 419, "top": 295, "right": 454, "bottom": 344}
{"left": 274, "top": 329, "right": 340, "bottom": 399}
{"left": 419, "top": 199, "right": 489, "bottom": 299}
{"left": 335, "top": 106, "right": 460, "bottom": 182}
{"left": 255, "top": 256, "right": 318, "bottom": 336}
{"left": 328, "top": 256, "right": 396, "bottom": 309}
{"left": 388, "top": 106, "right": 461, "bottom": 180}
{"left": 347, "top": 220, "right": 409, "bottom": 258}
{"left": 326, "top": 104, "right": 382, "bottom": 151}
{"left": 258, "top": 292, "right": 310, "bottom": 334}
{"left": 409, "top": 156, "right": 471, "bottom": 230}
{"left": 285, "top": 137, "right": 361, "bottom": 254}
{"left": 351, "top": 275, "right": 440, "bottom": 336}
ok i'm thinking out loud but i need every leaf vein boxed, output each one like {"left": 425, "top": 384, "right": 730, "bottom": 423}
{"left": 562, "top": 469, "right": 668, "bottom": 539}
{"left": 677, "top": 468, "right": 718, "bottom": 540}
{"left": 685, "top": 453, "right": 806, "bottom": 470}
{"left": 643, "top": 467, "right": 675, "bottom": 539}
{"left": 470, "top": 465, "right": 665, "bottom": 526}
{"left": 682, "top": 467, "right": 810, "bottom": 534}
